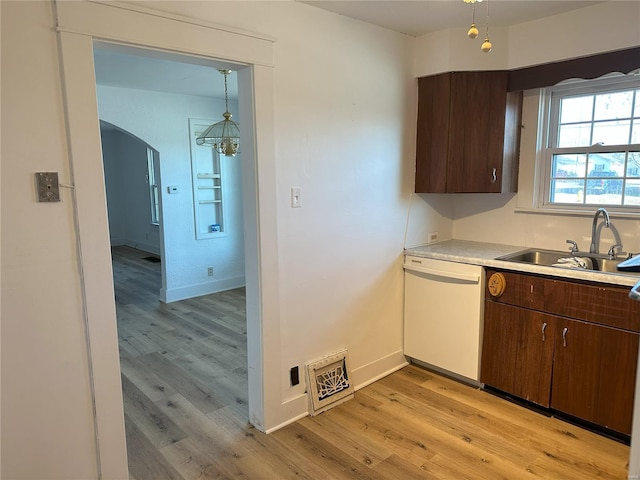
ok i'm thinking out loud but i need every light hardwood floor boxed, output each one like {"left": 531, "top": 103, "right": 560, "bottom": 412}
{"left": 113, "top": 246, "right": 630, "bottom": 479}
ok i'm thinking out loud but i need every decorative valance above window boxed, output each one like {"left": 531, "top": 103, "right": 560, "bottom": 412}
{"left": 508, "top": 46, "right": 640, "bottom": 92}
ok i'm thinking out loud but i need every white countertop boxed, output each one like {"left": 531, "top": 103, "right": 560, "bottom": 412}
{"left": 405, "top": 239, "right": 640, "bottom": 287}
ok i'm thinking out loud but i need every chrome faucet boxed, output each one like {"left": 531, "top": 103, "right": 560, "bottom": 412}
{"left": 589, "top": 208, "right": 611, "bottom": 254}
{"left": 608, "top": 244, "right": 622, "bottom": 259}
{"left": 566, "top": 239, "right": 579, "bottom": 254}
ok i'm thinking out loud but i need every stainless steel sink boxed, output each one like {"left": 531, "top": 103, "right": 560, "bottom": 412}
{"left": 497, "top": 249, "right": 572, "bottom": 267}
{"left": 496, "top": 248, "right": 635, "bottom": 275}
{"left": 591, "top": 257, "right": 625, "bottom": 273}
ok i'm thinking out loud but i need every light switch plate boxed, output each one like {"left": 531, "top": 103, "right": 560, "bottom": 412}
{"left": 291, "top": 187, "right": 302, "bottom": 208}
{"left": 35, "top": 172, "right": 60, "bottom": 202}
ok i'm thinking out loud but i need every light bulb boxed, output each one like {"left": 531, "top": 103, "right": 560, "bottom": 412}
{"left": 481, "top": 38, "right": 492, "bottom": 52}
{"left": 467, "top": 23, "right": 479, "bottom": 39}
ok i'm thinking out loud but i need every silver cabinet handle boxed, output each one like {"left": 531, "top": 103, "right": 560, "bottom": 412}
{"left": 491, "top": 168, "right": 497, "bottom": 184}
{"left": 562, "top": 327, "right": 568, "bottom": 347}
{"left": 541, "top": 322, "right": 547, "bottom": 342}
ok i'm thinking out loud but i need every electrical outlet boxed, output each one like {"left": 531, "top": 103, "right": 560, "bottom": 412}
{"left": 290, "top": 366, "right": 300, "bottom": 386}
{"left": 207, "top": 267, "right": 214, "bottom": 276}
{"left": 428, "top": 232, "right": 439, "bottom": 243}
{"left": 35, "top": 172, "right": 60, "bottom": 202}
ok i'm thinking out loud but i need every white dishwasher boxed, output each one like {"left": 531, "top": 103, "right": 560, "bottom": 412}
{"left": 404, "top": 255, "right": 485, "bottom": 382}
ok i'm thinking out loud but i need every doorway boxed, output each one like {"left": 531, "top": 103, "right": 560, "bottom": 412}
{"left": 99, "top": 121, "right": 162, "bottom": 258}
{"left": 93, "top": 43, "right": 246, "bottom": 303}
{"left": 56, "top": 5, "right": 279, "bottom": 474}
{"left": 94, "top": 45, "right": 251, "bottom": 477}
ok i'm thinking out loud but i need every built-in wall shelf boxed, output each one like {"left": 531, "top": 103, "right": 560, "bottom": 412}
{"left": 189, "top": 119, "right": 227, "bottom": 239}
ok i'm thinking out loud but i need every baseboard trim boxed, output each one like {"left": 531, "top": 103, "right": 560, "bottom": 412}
{"left": 264, "top": 409, "right": 309, "bottom": 434}
{"left": 352, "top": 349, "right": 408, "bottom": 391}
{"left": 161, "top": 276, "right": 245, "bottom": 303}
{"left": 124, "top": 240, "right": 160, "bottom": 256}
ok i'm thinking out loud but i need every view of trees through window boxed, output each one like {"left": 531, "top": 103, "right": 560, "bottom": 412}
{"left": 548, "top": 81, "right": 640, "bottom": 207}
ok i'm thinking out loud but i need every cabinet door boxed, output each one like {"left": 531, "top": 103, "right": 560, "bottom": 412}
{"left": 481, "top": 301, "right": 555, "bottom": 406}
{"left": 447, "top": 71, "right": 510, "bottom": 193}
{"left": 415, "top": 74, "right": 450, "bottom": 193}
{"left": 551, "top": 319, "right": 639, "bottom": 435}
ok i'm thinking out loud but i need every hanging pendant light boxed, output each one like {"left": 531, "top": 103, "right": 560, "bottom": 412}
{"left": 196, "top": 69, "right": 240, "bottom": 157}
{"left": 481, "top": 0, "right": 493, "bottom": 53}
{"left": 467, "top": 1, "right": 479, "bottom": 39}
{"left": 463, "top": 0, "right": 492, "bottom": 52}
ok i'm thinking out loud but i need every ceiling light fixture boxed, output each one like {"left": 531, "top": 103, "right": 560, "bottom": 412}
{"left": 196, "top": 69, "right": 240, "bottom": 156}
{"left": 465, "top": 0, "right": 492, "bottom": 53}
{"left": 481, "top": 0, "right": 493, "bottom": 52}
{"left": 467, "top": 1, "right": 479, "bottom": 39}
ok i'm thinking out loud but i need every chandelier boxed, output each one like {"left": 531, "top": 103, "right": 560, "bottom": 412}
{"left": 464, "top": 0, "right": 492, "bottom": 53}
{"left": 196, "top": 69, "right": 240, "bottom": 156}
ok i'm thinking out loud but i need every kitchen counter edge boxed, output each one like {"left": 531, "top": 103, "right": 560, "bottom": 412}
{"left": 405, "top": 239, "right": 640, "bottom": 287}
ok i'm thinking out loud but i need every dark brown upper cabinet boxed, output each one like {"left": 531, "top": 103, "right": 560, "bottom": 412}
{"left": 415, "top": 71, "right": 523, "bottom": 193}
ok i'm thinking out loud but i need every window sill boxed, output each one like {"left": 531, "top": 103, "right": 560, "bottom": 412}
{"left": 514, "top": 206, "right": 640, "bottom": 219}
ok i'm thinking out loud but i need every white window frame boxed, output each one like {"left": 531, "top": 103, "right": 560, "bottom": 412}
{"left": 536, "top": 73, "right": 640, "bottom": 213}
{"left": 146, "top": 147, "right": 160, "bottom": 226}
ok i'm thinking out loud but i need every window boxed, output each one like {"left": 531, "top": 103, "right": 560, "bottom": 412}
{"left": 542, "top": 74, "right": 640, "bottom": 209}
{"left": 147, "top": 147, "right": 160, "bottom": 225}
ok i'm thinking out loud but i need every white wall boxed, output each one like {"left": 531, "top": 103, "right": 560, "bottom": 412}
{"left": 252, "top": 2, "right": 414, "bottom": 400}
{"left": 1, "top": 1, "right": 100, "bottom": 478}
{"left": 102, "top": 128, "right": 161, "bottom": 254}
{"left": 507, "top": 1, "right": 640, "bottom": 69}
{"left": 102, "top": 130, "right": 128, "bottom": 245}
{"left": 97, "top": 85, "right": 245, "bottom": 301}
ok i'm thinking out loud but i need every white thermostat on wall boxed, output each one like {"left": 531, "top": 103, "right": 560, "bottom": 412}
{"left": 167, "top": 185, "right": 179, "bottom": 194}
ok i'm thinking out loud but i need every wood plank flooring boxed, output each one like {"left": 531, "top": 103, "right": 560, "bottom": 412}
{"left": 113, "top": 246, "right": 630, "bottom": 479}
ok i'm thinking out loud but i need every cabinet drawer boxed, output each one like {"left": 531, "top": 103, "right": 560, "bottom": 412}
{"left": 486, "top": 269, "right": 640, "bottom": 332}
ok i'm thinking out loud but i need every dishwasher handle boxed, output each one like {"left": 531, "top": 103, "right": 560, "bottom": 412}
{"left": 404, "top": 263, "right": 480, "bottom": 284}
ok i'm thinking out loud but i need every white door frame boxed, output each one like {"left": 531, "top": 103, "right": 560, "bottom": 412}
{"left": 55, "top": 1, "right": 282, "bottom": 477}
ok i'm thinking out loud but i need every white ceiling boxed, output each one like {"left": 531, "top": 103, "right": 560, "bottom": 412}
{"left": 93, "top": 43, "right": 240, "bottom": 100}
{"left": 298, "top": 1, "right": 603, "bottom": 37}
{"left": 93, "top": 1, "right": 604, "bottom": 98}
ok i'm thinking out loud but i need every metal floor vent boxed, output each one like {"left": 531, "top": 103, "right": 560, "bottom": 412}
{"left": 306, "top": 349, "right": 354, "bottom": 416}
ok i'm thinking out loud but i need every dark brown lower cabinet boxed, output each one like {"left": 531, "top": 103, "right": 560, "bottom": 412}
{"left": 551, "top": 318, "right": 638, "bottom": 435}
{"left": 481, "top": 301, "right": 554, "bottom": 407}
{"left": 481, "top": 269, "right": 640, "bottom": 437}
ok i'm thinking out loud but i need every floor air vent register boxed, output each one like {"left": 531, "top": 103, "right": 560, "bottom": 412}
{"left": 305, "top": 349, "right": 354, "bottom": 416}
